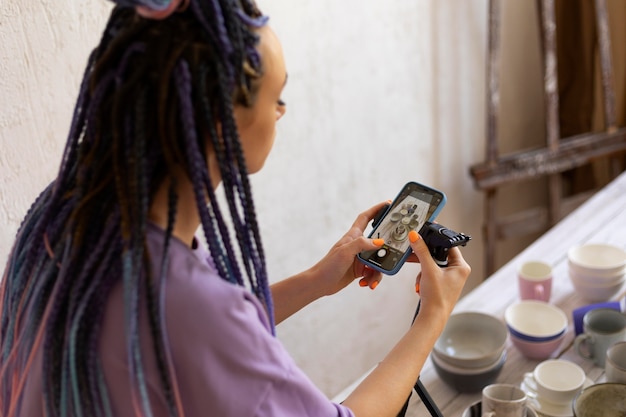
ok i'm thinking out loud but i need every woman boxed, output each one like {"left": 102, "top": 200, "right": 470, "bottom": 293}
{"left": 0, "top": 1, "right": 470, "bottom": 416}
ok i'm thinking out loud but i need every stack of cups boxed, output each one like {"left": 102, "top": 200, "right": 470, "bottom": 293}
{"left": 568, "top": 243, "right": 626, "bottom": 302}
{"left": 509, "top": 261, "right": 565, "bottom": 360}
{"left": 430, "top": 312, "right": 509, "bottom": 393}
{"left": 506, "top": 264, "right": 568, "bottom": 361}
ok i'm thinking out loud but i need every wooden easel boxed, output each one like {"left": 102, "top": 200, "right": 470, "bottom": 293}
{"left": 470, "top": 0, "right": 626, "bottom": 276}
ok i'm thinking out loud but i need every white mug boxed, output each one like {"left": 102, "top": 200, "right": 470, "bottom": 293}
{"left": 523, "top": 359, "right": 586, "bottom": 405}
{"left": 574, "top": 308, "right": 626, "bottom": 367}
{"left": 482, "top": 384, "right": 526, "bottom": 417}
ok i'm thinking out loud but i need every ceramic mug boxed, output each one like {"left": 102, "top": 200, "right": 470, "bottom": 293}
{"left": 572, "top": 302, "right": 621, "bottom": 335}
{"left": 574, "top": 308, "right": 626, "bottom": 367}
{"left": 482, "top": 384, "right": 526, "bottom": 417}
{"left": 518, "top": 261, "right": 552, "bottom": 302}
{"left": 606, "top": 341, "right": 626, "bottom": 383}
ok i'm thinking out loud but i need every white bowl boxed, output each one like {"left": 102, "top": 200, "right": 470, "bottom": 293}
{"left": 569, "top": 268, "right": 625, "bottom": 287}
{"left": 570, "top": 275, "right": 625, "bottom": 302}
{"left": 505, "top": 301, "right": 568, "bottom": 342}
{"left": 433, "top": 312, "right": 508, "bottom": 369}
{"left": 569, "top": 262, "right": 626, "bottom": 281}
{"left": 568, "top": 244, "right": 626, "bottom": 276}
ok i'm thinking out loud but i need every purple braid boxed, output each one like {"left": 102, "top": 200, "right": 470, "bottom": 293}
{"left": 174, "top": 59, "right": 243, "bottom": 284}
{"left": 212, "top": 64, "right": 272, "bottom": 318}
{"left": 191, "top": 1, "right": 233, "bottom": 78}
{"left": 111, "top": 0, "right": 170, "bottom": 9}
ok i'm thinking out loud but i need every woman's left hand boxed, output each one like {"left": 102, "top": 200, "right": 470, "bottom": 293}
{"left": 310, "top": 201, "right": 388, "bottom": 295}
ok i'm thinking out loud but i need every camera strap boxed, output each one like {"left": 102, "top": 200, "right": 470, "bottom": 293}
{"left": 396, "top": 300, "right": 444, "bottom": 417}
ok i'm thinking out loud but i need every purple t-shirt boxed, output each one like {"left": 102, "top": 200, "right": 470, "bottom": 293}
{"left": 19, "top": 224, "right": 355, "bottom": 416}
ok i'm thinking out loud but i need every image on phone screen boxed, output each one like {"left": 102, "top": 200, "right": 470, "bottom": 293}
{"left": 358, "top": 182, "right": 445, "bottom": 274}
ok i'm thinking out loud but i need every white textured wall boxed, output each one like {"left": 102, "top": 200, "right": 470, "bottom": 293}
{"left": 1, "top": 0, "right": 542, "bottom": 399}
{"left": 257, "top": 0, "right": 439, "bottom": 396}
{"left": 0, "top": 1, "right": 112, "bottom": 259}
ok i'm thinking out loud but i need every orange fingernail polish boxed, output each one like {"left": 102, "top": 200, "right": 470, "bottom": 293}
{"left": 409, "top": 230, "right": 420, "bottom": 243}
{"left": 370, "top": 281, "right": 379, "bottom": 290}
{"left": 359, "top": 278, "right": 368, "bottom": 287}
{"left": 415, "top": 283, "right": 420, "bottom": 293}
{"left": 373, "top": 238, "right": 384, "bottom": 246}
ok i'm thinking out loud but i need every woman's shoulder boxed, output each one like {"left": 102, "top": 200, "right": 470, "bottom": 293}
{"left": 145, "top": 223, "right": 272, "bottom": 332}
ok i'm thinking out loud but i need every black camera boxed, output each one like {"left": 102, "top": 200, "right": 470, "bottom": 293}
{"left": 419, "top": 222, "right": 471, "bottom": 266}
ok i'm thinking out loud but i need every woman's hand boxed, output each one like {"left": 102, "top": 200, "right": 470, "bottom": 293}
{"left": 408, "top": 229, "right": 471, "bottom": 321}
{"left": 342, "top": 230, "right": 471, "bottom": 417}
{"left": 270, "top": 201, "right": 388, "bottom": 324}
{"left": 309, "top": 201, "right": 390, "bottom": 295}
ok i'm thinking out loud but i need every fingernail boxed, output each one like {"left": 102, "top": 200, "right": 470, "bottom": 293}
{"left": 409, "top": 230, "right": 420, "bottom": 243}
{"left": 373, "top": 238, "right": 384, "bottom": 246}
{"left": 415, "top": 283, "right": 420, "bottom": 293}
{"left": 370, "top": 281, "right": 379, "bottom": 290}
{"left": 359, "top": 278, "right": 368, "bottom": 287}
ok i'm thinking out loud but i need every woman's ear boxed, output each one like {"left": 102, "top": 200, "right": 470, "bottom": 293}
{"left": 136, "top": 0, "right": 188, "bottom": 20}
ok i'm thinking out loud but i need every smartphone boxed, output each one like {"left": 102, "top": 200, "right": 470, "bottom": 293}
{"left": 357, "top": 181, "right": 447, "bottom": 275}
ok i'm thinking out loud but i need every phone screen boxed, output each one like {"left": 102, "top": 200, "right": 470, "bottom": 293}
{"left": 358, "top": 182, "right": 446, "bottom": 274}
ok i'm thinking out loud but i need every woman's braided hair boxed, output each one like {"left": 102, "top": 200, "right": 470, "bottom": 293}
{"left": 0, "top": 1, "right": 272, "bottom": 415}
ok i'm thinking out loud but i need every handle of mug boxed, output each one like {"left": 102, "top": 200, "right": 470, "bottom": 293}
{"left": 574, "top": 334, "right": 594, "bottom": 360}
{"left": 523, "top": 372, "right": 538, "bottom": 394}
{"left": 533, "top": 283, "right": 544, "bottom": 300}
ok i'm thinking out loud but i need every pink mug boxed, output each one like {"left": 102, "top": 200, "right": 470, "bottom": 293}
{"left": 518, "top": 261, "right": 552, "bottom": 302}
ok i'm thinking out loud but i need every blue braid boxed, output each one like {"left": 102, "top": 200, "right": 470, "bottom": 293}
{"left": 213, "top": 65, "right": 274, "bottom": 326}
{"left": 64, "top": 213, "right": 119, "bottom": 413}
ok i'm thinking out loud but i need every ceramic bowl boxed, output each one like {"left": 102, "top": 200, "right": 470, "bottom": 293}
{"left": 430, "top": 349, "right": 506, "bottom": 393}
{"left": 569, "top": 267, "right": 625, "bottom": 286}
{"left": 509, "top": 331, "right": 566, "bottom": 360}
{"left": 568, "top": 244, "right": 626, "bottom": 276}
{"left": 570, "top": 273, "right": 625, "bottom": 302}
{"left": 504, "top": 301, "right": 568, "bottom": 342}
{"left": 433, "top": 312, "right": 508, "bottom": 369}
{"left": 389, "top": 212, "right": 402, "bottom": 222}
{"left": 573, "top": 383, "right": 626, "bottom": 417}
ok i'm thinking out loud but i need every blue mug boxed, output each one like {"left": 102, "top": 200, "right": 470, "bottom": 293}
{"left": 572, "top": 301, "right": 622, "bottom": 335}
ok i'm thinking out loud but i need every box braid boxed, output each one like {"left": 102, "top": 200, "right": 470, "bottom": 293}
{"left": 0, "top": 1, "right": 273, "bottom": 416}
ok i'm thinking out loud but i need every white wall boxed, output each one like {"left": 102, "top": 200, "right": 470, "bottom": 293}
{"left": 0, "top": 0, "right": 543, "bottom": 399}
{"left": 257, "top": 0, "right": 441, "bottom": 396}
{"left": 0, "top": 1, "right": 112, "bottom": 253}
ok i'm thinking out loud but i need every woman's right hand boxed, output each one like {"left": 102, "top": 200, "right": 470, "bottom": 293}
{"left": 407, "top": 229, "right": 471, "bottom": 323}
{"left": 342, "top": 230, "right": 470, "bottom": 417}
